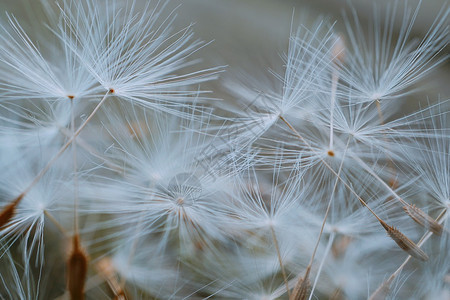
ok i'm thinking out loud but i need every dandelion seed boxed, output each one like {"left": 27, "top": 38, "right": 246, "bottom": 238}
{"left": 221, "top": 21, "right": 338, "bottom": 147}
{"left": 57, "top": 0, "right": 222, "bottom": 114}
{"left": 339, "top": 1, "right": 449, "bottom": 102}
{"left": 78, "top": 106, "right": 237, "bottom": 253}
{"left": 0, "top": 11, "right": 97, "bottom": 102}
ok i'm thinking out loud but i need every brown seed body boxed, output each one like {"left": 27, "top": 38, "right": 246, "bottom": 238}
{"left": 403, "top": 205, "right": 443, "bottom": 235}
{"left": 379, "top": 220, "right": 428, "bottom": 261}
{"left": 290, "top": 267, "right": 311, "bottom": 300}
{"left": 0, "top": 194, "right": 24, "bottom": 229}
{"left": 331, "top": 236, "right": 353, "bottom": 258}
{"left": 67, "top": 235, "right": 88, "bottom": 300}
{"left": 113, "top": 291, "right": 128, "bottom": 300}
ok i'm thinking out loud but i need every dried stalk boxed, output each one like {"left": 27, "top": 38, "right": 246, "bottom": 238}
{"left": 96, "top": 257, "right": 128, "bottom": 300}
{"left": 369, "top": 276, "right": 393, "bottom": 300}
{"left": 270, "top": 225, "right": 290, "bottom": 298}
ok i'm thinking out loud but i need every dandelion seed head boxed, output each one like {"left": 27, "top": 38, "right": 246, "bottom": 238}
{"left": 166, "top": 173, "right": 202, "bottom": 207}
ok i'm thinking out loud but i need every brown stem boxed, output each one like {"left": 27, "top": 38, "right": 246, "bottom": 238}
{"left": 270, "top": 225, "right": 290, "bottom": 298}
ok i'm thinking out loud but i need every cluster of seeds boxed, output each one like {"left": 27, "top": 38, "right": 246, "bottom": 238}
{"left": 0, "top": 0, "right": 448, "bottom": 299}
